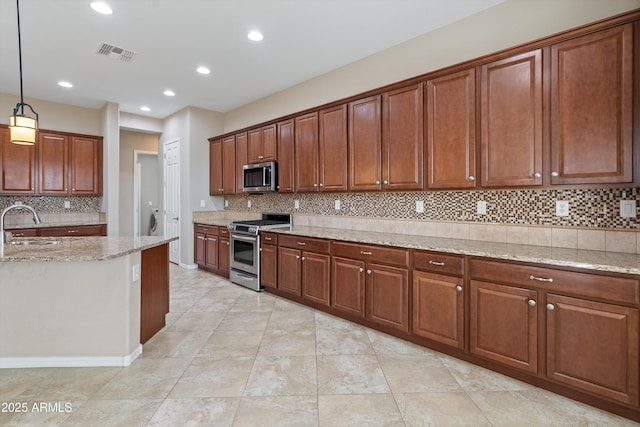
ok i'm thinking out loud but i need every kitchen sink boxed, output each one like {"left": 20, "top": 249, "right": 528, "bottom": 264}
{"left": 8, "top": 240, "right": 59, "bottom": 246}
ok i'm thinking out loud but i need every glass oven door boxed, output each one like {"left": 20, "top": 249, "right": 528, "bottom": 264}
{"left": 229, "top": 233, "right": 259, "bottom": 276}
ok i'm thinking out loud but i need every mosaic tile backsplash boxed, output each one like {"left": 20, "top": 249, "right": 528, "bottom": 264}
{"left": 0, "top": 196, "right": 102, "bottom": 213}
{"left": 225, "top": 188, "right": 639, "bottom": 230}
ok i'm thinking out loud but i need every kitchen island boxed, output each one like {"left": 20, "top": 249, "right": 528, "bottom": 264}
{"left": 0, "top": 236, "right": 177, "bottom": 368}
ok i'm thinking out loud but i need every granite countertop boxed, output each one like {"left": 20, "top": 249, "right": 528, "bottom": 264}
{"left": 194, "top": 219, "right": 232, "bottom": 227}
{"left": 5, "top": 220, "right": 108, "bottom": 230}
{"left": 269, "top": 226, "right": 640, "bottom": 276}
{"left": 0, "top": 236, "right": 178, "bottom": 262}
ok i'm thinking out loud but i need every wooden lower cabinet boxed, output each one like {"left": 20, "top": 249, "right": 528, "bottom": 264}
{"left": 140, "top": 243, "right": 170, "bottom": 344}
{"left": 194, "top": 224, "right": 227, "bottom": 276}
{"left": 366, "top": 263, "right": 409, "bottom": 332}
{"left": 278, "top": 244, "right": 330, "bottom": 305}
{"left": 260, "top": 242, "right": 278, "bottom": 290}
{"left": 205, "top": 234, "right": 219, "bottom": 270}
{"left": 331, "top": 256, "right": 366, "bottom": 317}
{"left": 546, "top": 293, "right": 639, "bottom": 406}
{"left": 470, "top": 280, "right": 538, "bottom": 373}
{"left": 413, "top": 271, "right": 464, "bottom": 349}
{"left": 278, "top": 247, "right": 302, "bottom": 296}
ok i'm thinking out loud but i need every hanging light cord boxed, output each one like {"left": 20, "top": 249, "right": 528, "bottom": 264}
{"left": 16, "top": 0, "right": 24, "bottom": 114}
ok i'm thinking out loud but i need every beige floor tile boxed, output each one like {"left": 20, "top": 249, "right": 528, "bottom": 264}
{"left": 198, "top": 329, "right": 264, "bottom": 358}
{"left": 146, "top": 397, "right": 240, "bottom": 427}
{"left": 258, "top": 328, "right": 317, "bottom": 357}
{"left": 441, "top": 356, "right": 534, "bottom": 392}
{"left": 0, "top": 400, "right": 82, "bottom": 427}
{"left": 169, "top": 356, "right": 254, "bottom": 398}
{"left": 167, "top": 311, "right": 226, "bottom": 332}
{"left": 141, "top": 330, "right": 213, "bottom": 359}
{"left": 378, "top": 355, "right": 462, "bottom": 393}
{"left": 244, "top": 356, "right": 317, "bottom": 396}
{"left": 231, "top": 293, "right": 277, "bottom": 312}
{"left": 61, "top": 399, "right": 162, "bottom": 427}
{"left": 16, "top": 367, "right": 121, "bottom": 401}
{"left": 317, "top": 355, "right": 389, "bottom": 394}
{"left": 216, "top": 310, "right": 272, "bottom": 332}
{"left": 189, "top": 296, "right": 237, "bottom": 313}
{"left": 394, "top": 392, "right": 492, "bottom": 427}
{"left": 267, "top": 308, "right": 316, "bottom": 330}
{"left": 233, "top": 396, "right": 318, "bottom": 427}
{"left": 315, "top": 313, "right": 375, "bottom": 355}
{"left": 0, "top": 368, "right": 56, "bottom": 400}
{"left": 366, "top": 329, "right": 441, "bottom": 357}
{"left": 318, "top": 394, "right": 404, "bottom": 427}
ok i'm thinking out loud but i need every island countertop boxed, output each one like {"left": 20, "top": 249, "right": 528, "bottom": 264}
{"left": 0, "top": 236, "right": 178, "bottom": 262}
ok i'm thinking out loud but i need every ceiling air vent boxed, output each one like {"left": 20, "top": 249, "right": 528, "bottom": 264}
{"left": 95, "top": 42, "right": 136, "bottom": 62}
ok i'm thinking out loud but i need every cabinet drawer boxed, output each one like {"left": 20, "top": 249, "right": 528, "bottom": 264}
{"left": 261, "top": 232, "right": 278, "bottom": 245}
{"left": 414, "top": 250, "right": 464, "bottom": 276}
{"left": 194, "top": 224, "right": 219, "bottom": 235}
{"left": 40, "top": 224, "right": 105, "bottom": 237}
{"left": 279, "top": 234, "right": 330, "bottom": 253}
{"left": 332, "top": 241, "right": 409, "bottom": 267}
{"left": 6, "top": 228, "right": 38, "bottom": 238}
{"left": 219, "top": 227, "right": 229, "bottom": 237}
{"left": 470, "top": 258, "right": 639, "bottom": 305}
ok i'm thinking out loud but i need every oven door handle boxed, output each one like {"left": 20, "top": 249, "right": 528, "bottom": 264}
{"left": 231, "top": 234, "right": 258, "bottom": 243}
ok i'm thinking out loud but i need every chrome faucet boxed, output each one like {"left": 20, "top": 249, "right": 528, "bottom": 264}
{"left": 0, "top": 204, "right": 42, "bottom": 245}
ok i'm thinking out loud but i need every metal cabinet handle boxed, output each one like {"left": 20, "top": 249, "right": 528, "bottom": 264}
{"left": 264, "top": 237, "right": 272, "bottom": 241}
{"left": 528, "top": 299, "right": 536, "bottom": 307}
{"left": 367, "top": 269, "right": 372, "bottom": 275}
{"left": 383, "top": 180, "right": 388, "bottom": 185}
{"left": 207, "top": 237, "right": 217, "bottom": 242}
{"left": 360, "top": 251, "right": 372, "bottom": 255}
{"left": 319, "top": 183, "right": 324, "bottom": 187}
{"left": 455, "top": 285, "right": 463, "bottom": 292}
{"left": 296, "top": 255, "right": 300, "bottom": 260}
{"left": 551, "top": 171, "right": 559, "bottom": 177}
{"left": 547, "top": 304, "right": 555, "bottom": 311}
{"left": 225, "top": 241, "right": 230, "bottom": 246}
{"left": 359, "top": 267, "right": 364, "bottom": 273}
{"left": 68, "top": 230, "right": 78, "bottom": 233}
{"left": 297, "top": 242, "right": 306, "bottom": 246}
{"left": 258, "top": 155, "right": 264, "bottom": 160}
{"left": 529, "top": 275, "right": 553, "bottom": 283}
{"left": 467, "top": 176, "right": 475, "bottom": 181}
{"left": 375, "top": 180, "right": 380, "bottom": 185}
{"left": 428, "top": 260, "right": 445, "bottom": 266}
{"left": 301, "top": 256, "right": 306, "bottom": 261}
{"left": 313, "top": 183, "right": 318, "bottom": 187}
{"left": 534, "top": 172, "right": 541, "bottom": 178}
{"left": 197, "top": 236, "right": 205, "bottom": 240}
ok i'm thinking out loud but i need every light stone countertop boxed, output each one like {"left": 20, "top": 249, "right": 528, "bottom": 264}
{"left": 5, "top": 220, "right": 108, "bottom": 230}
{"left": 0, "top": 236, "right": 178, "bottom": 262}
{"left": 268, "top": 226, "right": 640, "bottom": 276}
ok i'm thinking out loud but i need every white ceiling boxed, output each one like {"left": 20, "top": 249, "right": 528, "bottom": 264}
{"left": 0, "top": 0, "right": 504, "bottom": 119}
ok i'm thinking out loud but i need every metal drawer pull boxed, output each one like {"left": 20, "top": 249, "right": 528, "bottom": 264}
{"left": 197, "top": 236, "right": 205, "bottom": 240}
{"left": 528, "top": 299, "right": 536, "bottom": 307}
{"left": 547, "top": 304, "right": 555, "bottom": 311}
{"left": 359, "top": 267, "right": 364, "bottom": 273}
{"left": 529, "top": 275, "right": 553, "bottom": 283}
{"left": 296, "top": 255, "right": 300, "bottom": 259}
{"left": 367, "top": 269, "right": 372, "bottom": 275}
{"left": 301, "top": 256, "right": 306, "bottom": 261}
{"left": 297, "top": 242, "right": 306, "bottom": 246}
{"left": 68, "top": 230, "right": 78, "bottom": 233}
{"left": 428, "top": 260, "right": 445, "bottom": 266}
{"left": 361, "top": 251, "right": 372, "bottom": 255}
{"left": 264, "top": 237, "right": 272, "bottom": 241}
{"left": 455, "top": 285, "right": 463, "bottom": 292}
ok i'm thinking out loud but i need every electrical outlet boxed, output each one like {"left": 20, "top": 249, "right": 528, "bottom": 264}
{"left": 64, "top": 200, "right": 71, "bottom": 209}
{"left": 416, "top": 201, "right": 424, "bottom": 213}
{"left": 334, "top": 200, "right": 341, "bottom": 210}
{"left": 477, "top": 200, "right": 487, "bottom": 215}
{"left": 556, "top": 200, "right": 569, "bottom": 217}
{"left": 620, "top": 200, "right": 637, "bottom": 218}
{"left": 225, "top": 200, "right": 229, "bottom": 208}
{"left": 200, "top": 199, "right": 206, "bottom": 208}
{"left": 247, "top": 200, "right": 252, "bottom": 208}
{"left": 132, "top": 264, "right": 140, "bottom": 282}
{"left": 294, "top": 200, "right": 300, "bottom": 209}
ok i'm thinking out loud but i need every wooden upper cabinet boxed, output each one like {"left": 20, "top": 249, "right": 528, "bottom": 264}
{"left": 235, "top": 132, "right": 247, "bottom": 194}
{"left": 550, "top": 24, "right": 633, "bottom": 185}
{"left": 222, "top": 135, "right": 236, "bottom": 194}
{"left": 481, "top": 50, "right": 543, "bottom": 187}
{"left": 38, "top": 132, "right": 69, "bottom": 195}
{"left": 277, "top": 119, "right": 295, "bottom": 193}
{"left": 349, "top": 95, "right": 382, "bottom": 191}
{"left": 383, "top": 83, "right": 424, "bottom": 191}
{"left": 209, "top": 139, "right": 223, "bottom": 195}
{"left": 0, "top": 127, "right": 36, "bottom": 194}
{"left": 319, "top": 104, "right": 348, "bottom": 191}
{"left": 248, "top": 124, "right": 277, "bottom": 164}
{"left": 294, "top": 112, "right": 319, "bottom": 192}
{"left": 69, "top": 136, "right": 102, "bottom": 195}
{"left": 427, "top": 69, "right": 477, "bottom": 189}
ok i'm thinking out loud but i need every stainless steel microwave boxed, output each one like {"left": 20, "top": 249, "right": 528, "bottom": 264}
{"left": 243, "top": 161, "right": 277, "bottom": 193}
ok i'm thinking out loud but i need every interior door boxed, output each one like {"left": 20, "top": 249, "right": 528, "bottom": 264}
{"left": 164, "top": 139, "right": 180, "bottom": 264}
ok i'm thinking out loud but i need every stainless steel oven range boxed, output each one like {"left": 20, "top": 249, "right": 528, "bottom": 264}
{"left": 228, "top": 213, "right": 291, "bottom": 291}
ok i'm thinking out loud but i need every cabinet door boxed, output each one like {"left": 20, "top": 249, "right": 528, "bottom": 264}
{"left": 550, "top": 24, "right": 633, "bottom": 184}
{"left": 219, "top": 237, "right": 230, "bottom": 273}
{"left": 366, "top": 263, "right": 409, "bottom": 332}
{"left": 278, "top": 247, "right": 302, "bottom": 296}
{"left": 470, "top": 280, "right": 538, "bottom": 373}
{"left": 349, "top": 95, "right": 382, "bottom": 191}
{"left": 302, "top": 252, "right": 331, "bottom": 306}
{"left": 331, "top": 256, "right": 365, "bottom": 317}
{"left": 222, "top": 135, "right": 236, "bottom": 194}
{"left": 319, "top": 104, "right": 348, "bottom": 192}
{"left": 383, "top": 83, "right": 424, "bottom": 191}
{"left": 70, "top": 136, "right": 102, "bottom": 195}
{"left": 262, "top": 124, "right": 277, "bottom": 161}
{"left": 248, "top": 125, "right": 277, "bottom": 163}
{"left": 209, "top": 139, "right": 223, "bottom": 195}
{"left": 481, "top": 50, "right": 542, "bottom": 187}
{"left": 413, "top": 271, "right": 464, "bottom": 349}
{"left": 247, "top": 128, "right": 263, "bottom": 164}
{"left": 546, "top": 293, "right": 639, "bottom": 406}
{"left": 38, "top": 133, "right": 69, "bottom": 194}
{"left": 195, "top": 232, "right": 206, "bottom": 266}
{"left": 426, "top": 69, "right": 476, "bottom": 189}
{"left": 294, "top": 112, "right": 319, "bottom": 192}
{"left": 235, "top": 132, "right": 247, "bottom": 194}
{"left": 277, "top": 119, "right": 295, "bottom": 193}
{"left": 260, "top": 243, "right": 278, "bottom": 289}
{"left": 0, "top": 128, "right": 35, "bottom": 194}
{"left": 205, "top": 234, "right": 218, "bottom": 270}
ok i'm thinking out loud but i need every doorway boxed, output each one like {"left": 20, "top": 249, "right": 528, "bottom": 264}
{"left": 133, "top": 150, "right": 159, "bottom": 237}
{"left": 164, "top": 138, "right": 180, "bottom": 264}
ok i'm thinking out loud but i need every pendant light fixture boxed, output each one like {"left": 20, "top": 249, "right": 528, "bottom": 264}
{"left": 9, "top": 0, "right": 39, "bottom": 145}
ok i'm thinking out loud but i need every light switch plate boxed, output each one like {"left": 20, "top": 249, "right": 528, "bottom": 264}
{"left": 556, "top": 200, "right": 569, "bottom": 217}
{"left": 416, "top": 201, "right": 424, "bottom": 213}
{"left": 334, "top": 200, "right": 341, "bottom": 210}
{"left": 294, "top": 200, "right": 300, "bottom": 209}
{"left": 200, "top": 199, "right": 206, "bottom": 208}
{"left": 620, "top": 200, "right": 637, "bottom": 218}
{"left": 477, "top": 200, "right": 487, "bottom": 215}
{"left": 64, "top": 200, "right": 71, "bottom": 209}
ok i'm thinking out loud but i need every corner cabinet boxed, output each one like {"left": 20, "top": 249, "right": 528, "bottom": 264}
{"left": 0, "top": 127, "right": 36, "bottom": 194}
{"left": 550, "top": 24, "right": 633, "bottom": 185}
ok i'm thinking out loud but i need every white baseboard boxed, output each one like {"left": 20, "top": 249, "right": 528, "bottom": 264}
{"left": 180, "top": 262, "right": 198, "bottom": 269}
{"left": 0, "top": 345, "right": 143, "bottom": 369}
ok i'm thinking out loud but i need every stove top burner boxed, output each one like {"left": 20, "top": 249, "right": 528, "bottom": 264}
{"left": 228, "top": 213, "right": 292, "bottom": 235}
{"left": 232, "top": 219, "right": 289, "bottom": 226}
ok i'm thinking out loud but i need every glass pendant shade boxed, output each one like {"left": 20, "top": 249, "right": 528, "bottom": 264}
{"left": 9, "top": 113, "right": 37, "bottom": 145}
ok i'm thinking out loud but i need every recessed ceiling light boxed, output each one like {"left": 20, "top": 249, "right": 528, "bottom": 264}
{"left": 58, "top": 81, "right": 73, "bottom": 88}
{"left": 163, "top": 90, "right": 176, "bottom": 97}
{"left": 248, "top": 31, "right": 264, "bottom": 41}
{"left": 90, "top": 2, "right": 113, "bottom": 15}
{"left": 196, "top": 66, "right": 210, "bottom": 75}
{"left": 140, "top": 106, "right": 151, "bottom": 112}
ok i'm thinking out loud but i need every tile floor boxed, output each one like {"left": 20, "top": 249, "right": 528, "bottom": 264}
{"left": 2, "top": 265, "right": 639, "bottom": 426}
